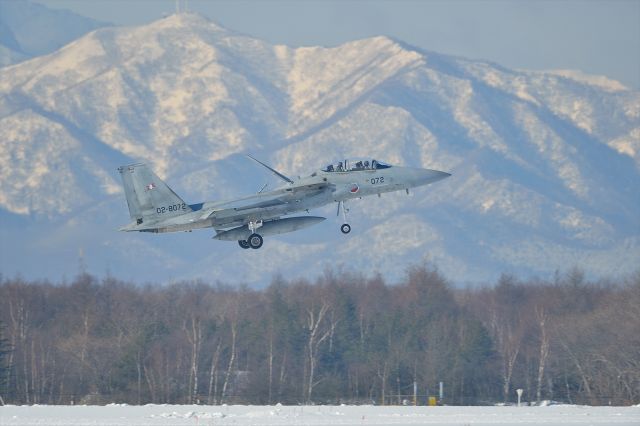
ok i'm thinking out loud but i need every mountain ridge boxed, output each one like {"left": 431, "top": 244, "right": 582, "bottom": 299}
{"left": 0, "top": 0, "right": 109, "bottom": 66}
{"left": 0, "top": 12, "right": 638, "bottom": 284}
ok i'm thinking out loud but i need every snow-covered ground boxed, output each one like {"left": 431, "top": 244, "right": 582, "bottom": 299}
{"left": 1, "top": 404, "right": 639, "bottom": 425}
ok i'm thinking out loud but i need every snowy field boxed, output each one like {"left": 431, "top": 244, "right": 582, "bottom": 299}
{"left": 1, "top": 404, "right": 639, "bottom": 426}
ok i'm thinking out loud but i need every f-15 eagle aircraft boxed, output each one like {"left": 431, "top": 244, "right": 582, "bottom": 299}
{"left": 118, "top": 157, "right": 450, "bottom": 249}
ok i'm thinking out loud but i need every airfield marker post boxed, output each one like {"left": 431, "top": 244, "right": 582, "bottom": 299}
{"left": 516, "top": 388, "right": 524, "bottom": 407}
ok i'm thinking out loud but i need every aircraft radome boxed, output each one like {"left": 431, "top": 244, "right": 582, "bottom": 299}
{"left": 118, "top": 157, "right": 451, "bottom": 249}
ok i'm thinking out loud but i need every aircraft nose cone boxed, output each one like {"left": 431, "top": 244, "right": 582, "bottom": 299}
{"left": 414, "top": 169, "right": 451, "bottom": 186}
{"left": 432, "top": 170, "right": 452, "bottom": 181}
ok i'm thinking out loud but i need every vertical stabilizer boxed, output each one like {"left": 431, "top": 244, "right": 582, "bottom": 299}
{"left": 118, "top": 163, "right": 191, "bottom": 225}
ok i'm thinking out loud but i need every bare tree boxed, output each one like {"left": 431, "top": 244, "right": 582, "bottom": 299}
{"left": 219, "top": 292, "right": 240, "bottom": 404}
{"left": 206, "top": 339, "right": 222, "bottom": 404}
{"left": 305, "top": 300, "right": 331, "bottom": 403}
{"left": 534, "top": 306, "right": 550, "bottom": 403}
{"left": 184, "top": 316, "right": 202, "bottom": 403}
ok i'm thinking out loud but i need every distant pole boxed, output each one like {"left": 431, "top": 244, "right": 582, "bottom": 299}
{"left": 413, "top": 381, "right": 417, "bottom": 406}
{"left": 516, "top": 389, "right": 523, "bottom": 407}
{"left": 439, "top": 381, "right": 444, "bottom": 402}
{"left": 77, "top": 247, "right": 86, "bottom": 275}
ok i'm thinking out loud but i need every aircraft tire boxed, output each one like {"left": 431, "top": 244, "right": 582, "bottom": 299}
{"left": 340, "top": 224, "right": 351, "bottom": 234}
{"left": 248, "top": 233, "right": 263, "bottom": 249}
{"left": 238, "top": 240, "right": 250, "bottom": 249}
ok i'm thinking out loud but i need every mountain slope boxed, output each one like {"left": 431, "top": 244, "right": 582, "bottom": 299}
{"left": 0, "top": 13, "right": 638, "bottom": 284}
{"left": 0, "top": 0, "right": 109, "bottom": 67}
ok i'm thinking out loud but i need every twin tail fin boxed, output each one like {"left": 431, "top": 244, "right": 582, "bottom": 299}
{"left": 117, "top": 163, "right": 192, "bottom": 226}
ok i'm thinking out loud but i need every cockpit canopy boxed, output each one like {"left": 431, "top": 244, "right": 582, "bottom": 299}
{"left": 323, "top": 158, "right": 391, "bottom": 172}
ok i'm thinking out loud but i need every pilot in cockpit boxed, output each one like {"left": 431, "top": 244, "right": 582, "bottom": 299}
{"left": 326, "top": 164, "right": 334, "bottom": 172}
{"left": 364, "top": 160, "right": 370, "bottom": 169}
{"left": 337, "top": 161, "right": 343, "bottom": 171}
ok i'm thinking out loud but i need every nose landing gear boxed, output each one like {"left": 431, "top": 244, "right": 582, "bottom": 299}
{"left": 338, "top": 201, "right": 351, "bottom": 234}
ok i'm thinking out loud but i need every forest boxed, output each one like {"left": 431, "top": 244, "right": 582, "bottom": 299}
{"left": 0, "top": 265, "right": 638, "bottom": 406}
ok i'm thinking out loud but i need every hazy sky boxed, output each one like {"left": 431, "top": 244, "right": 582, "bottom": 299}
{"left": 37, "top": 0, "right": 640, "bottom": 89}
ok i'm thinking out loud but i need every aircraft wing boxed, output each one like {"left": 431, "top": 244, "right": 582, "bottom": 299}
{"left": 198, "top": 181, "right": 334, "bottom": 220}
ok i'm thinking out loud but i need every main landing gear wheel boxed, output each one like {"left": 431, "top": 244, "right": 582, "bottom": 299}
{"left": 238, "top": 240, "right": 250, "bottom": 249}
{"left": 340, "top": 223, "right": 351, "bottom": 234}
{"left": 248, "top": 233, "right": 263, "bottom": 249}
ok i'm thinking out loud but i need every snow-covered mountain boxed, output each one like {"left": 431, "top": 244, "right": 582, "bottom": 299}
{"left": 1, "top": 13, "right": 638, "bottom": 285}
{"left": 0, "top": 0, "right": 109, "bottom": 67}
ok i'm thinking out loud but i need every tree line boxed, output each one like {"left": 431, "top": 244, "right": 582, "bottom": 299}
{"left": 0, "top": 266, "right": 638, "bottom": 406}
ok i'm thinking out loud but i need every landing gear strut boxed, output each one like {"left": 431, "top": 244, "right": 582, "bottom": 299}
{"left": 338, "top": 201, "right": 351, "bottom": 234}
{"left": 241, "top": 220, "right": 263, "bottom": 249}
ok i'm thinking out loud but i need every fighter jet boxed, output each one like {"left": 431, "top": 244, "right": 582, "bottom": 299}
{"left": 118, "top": 157, "right": 450, "bottom": 249}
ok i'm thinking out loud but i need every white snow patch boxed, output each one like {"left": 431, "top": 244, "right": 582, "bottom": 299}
{"left": 546, "top": 69, "right": 628, "bottom": 92}
{"left": 608, "top": 128, "right": 640, "bottom": 169}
